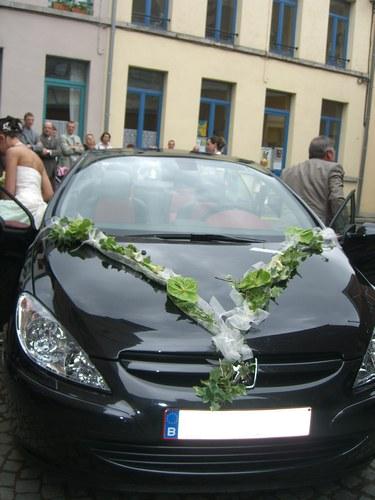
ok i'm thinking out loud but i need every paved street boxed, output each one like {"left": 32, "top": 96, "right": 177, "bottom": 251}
{"left": 0, "top": 337, "right": 375, "bottom": 500}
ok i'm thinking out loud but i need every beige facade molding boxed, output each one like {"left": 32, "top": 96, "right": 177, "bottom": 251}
{"left": 0, "top": 0, "right": 110, "bottom": 24}
{"left": 0, "top": 1, "right": 369, "bottom": 81}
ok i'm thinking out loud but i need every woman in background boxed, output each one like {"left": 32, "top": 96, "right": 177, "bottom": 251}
{"left": 84, "top": 133, "right": 97, "bottom": 151}
{"left": 96, "top": 131, "right": 112, "bottom": 150}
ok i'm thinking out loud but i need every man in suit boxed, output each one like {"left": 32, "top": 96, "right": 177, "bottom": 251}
{"left": 34, "top": 121, "right": 61, "bottom": 184}
{"left": 20, "top": 112, "right": 40, "bottom": 151}
{"left": 59, "top": 120, "right": 84, "bottom": 169}
{"left": 281, "top": 136, "right": 345, "bottom": 225}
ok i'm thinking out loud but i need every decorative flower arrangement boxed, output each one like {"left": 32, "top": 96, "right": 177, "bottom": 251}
{"left": 48, "top": 217, "right": 335, "bottom": 410}
{"left": 50, "top": 0, "right": 92, "bottom": 15}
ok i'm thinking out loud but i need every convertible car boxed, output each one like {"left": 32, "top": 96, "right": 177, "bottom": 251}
{"left": 1, "top": 150, "right": 375, "bottom": 492}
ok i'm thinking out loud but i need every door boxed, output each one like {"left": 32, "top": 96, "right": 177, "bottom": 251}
{"left": 262, "top": 108, "right": 289, "bottom": 175}
{"left": 124, "top": 89, "right": 162, "bottom": 149}
{"left": 0, "top": 187, "right": 37, "bottom": 328}
{"left": 330, "top": 190, "right": 375, "bottom": 286}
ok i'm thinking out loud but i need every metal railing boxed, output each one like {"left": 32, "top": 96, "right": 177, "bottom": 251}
{"left": 205, "top": 27, "right": 238, "bottom": 44}
{"left": 132, "top": 12, "right": 169, "bottom": 30}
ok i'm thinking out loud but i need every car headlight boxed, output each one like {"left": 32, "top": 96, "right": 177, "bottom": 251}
{"left": 16, "top": 293, "right": 109, "bottom": 392}
{"left": 354, "top": 329, "right": 375, "bottom": 388}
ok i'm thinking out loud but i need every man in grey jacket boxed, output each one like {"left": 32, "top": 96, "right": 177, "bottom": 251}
{"left": 20, "top": 112, "right": 40, "bottom": 151}
{"left": 59, "top": 120, "right": 84, "bottom": 169}
{"left": 34, "top": 121, "right": 61, "bottom": 184}
{"left": 281, "top": 136, "right": 345, "bottom": 225}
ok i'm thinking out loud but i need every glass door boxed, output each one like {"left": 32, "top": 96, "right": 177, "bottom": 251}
{"left": 262, "top": 108, "right": 289, "bottom": 175}
{"left": 44, "top": 80, "right": 86, "bottom": 138}
{"left": 124, "top": 89, "right": 162, "bottom": 149}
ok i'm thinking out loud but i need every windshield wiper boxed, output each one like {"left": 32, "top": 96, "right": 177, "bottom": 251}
{"left": 125, "top": 233, "right": 265, "bottom": 243}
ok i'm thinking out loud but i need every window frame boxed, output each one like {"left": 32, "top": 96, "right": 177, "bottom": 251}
{"left": 205, "top": 0, "right": 238, "bottom": 44}
{"left": 125, "top": 86, "right": 163, "bottom": 149}
{"left": 326, "top": 2, "right": 350, "bottom": 68}
{"left": 263, "top": 107, "right": 290, "bottom": 174}
{"left": 199, "top": 95, "right": 231, "bottom": 152}
{"left": 270, "top": 0, "right": 298, "bottom": 57}
{"left": 320, "top": 114, "right": 342, "bottom": 156}
{"left": 43, "top": 78, "right": 86, "bottom": 139}
{"left": 132, "top": 0, "right": 169, "bottom": 30}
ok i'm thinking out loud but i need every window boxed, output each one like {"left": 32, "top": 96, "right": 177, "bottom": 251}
{"left": 270, "top": 0, "right": 298, "bottom": 57}
{"left": 49, "top": 1, "right": 93, "bottom": 15}
{"left": 205, "top": 0, "right": 237, "bottom": 44}
{"left": 262, "top": 91, "right": 291, "bottom": 175}
{"left": 326, "top": 0, "right": 350, "bottom": 68}
{"left": 124, "top": 67, "right": 164, "bottom": 149}
{"left": 196, "top": 79, "right": 232, "bottom": 152}
{"left": 60, "top": 156, "right": 314, "bottom": 236}
{"left": 320, "top": 100, "right": 343, "bottom": 156}
{"left": 132, "top": 0, "right": 169, "bottom": 30}
{"left": 44, "top": 56, "right": 88, "bottom": 138}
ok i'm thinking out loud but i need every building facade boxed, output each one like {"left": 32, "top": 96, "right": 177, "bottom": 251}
{"left": 0, "top": 0, "right": 110, "bottom": 140}
{"left": 1, "top": 0, "right": 375, "bottom": 217}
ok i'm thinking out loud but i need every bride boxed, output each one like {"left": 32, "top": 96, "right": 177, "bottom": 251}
{"left": 0, "top": 115, "right": 53, "bottom": 228}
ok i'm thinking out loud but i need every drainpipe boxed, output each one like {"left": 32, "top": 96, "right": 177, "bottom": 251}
{"left": 104, "top": 0, "right": 117, "bottom": 132}
{"left": 356, "top": 1, "right": 375, "bottom": 216}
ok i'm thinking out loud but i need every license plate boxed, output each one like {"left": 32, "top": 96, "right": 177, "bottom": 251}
{"left": 163, "top": 407, "right": 311, "bottom": 440}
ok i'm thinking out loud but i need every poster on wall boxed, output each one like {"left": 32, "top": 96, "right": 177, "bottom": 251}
{"left": 260, "top": 147, "right": 273, "bottom": 169}
{"left": 198, "top": 120, "right": 208, "bottom": 138}
{"left": 273, "top": 147, "right": 283, "bottom": 172}
{"left": 195, "top": 137, "right": 207, "bottom": 153}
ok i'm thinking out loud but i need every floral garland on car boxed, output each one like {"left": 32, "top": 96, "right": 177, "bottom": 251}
{"left": 47, "top": 217, "right": 335, "bottom": 410}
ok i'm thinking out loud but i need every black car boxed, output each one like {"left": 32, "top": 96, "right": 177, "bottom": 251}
{"left": 1, "top": 150, "right": 375, "bottom": 492}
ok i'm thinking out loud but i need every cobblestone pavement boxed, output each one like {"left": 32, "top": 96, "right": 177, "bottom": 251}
{"left": 1, "top": 339, "right": 375, "bottom": 499}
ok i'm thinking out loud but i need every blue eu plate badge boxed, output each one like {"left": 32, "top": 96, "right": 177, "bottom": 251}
{"left": 163, "top": 409, "right": 179, "bottom": 439}
{"left": 163, "top": 407, "right": 311, "bottom": 440}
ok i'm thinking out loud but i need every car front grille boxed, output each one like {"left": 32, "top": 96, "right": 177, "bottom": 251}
{"left": 119, "top": 352, "right": 343, "bottom": 388}
{"left": 87, "top": 435, "right": 367, "bottom": 474}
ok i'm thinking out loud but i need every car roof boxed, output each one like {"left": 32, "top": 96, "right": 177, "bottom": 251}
{"left": 80, "top": 148, "right": 272, "bottom": 176}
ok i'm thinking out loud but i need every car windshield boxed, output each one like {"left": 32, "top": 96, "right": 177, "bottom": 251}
{"left": 55, "top": 155, "right": 316, "bottom": 239}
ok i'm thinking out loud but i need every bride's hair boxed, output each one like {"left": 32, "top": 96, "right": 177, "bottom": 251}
{"left": 0, "top": 116, "right": 23, "bottom": 137}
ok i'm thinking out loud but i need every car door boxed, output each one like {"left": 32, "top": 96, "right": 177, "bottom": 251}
{"left": 330, "top": 190, "right": 375, "bottom": 286}
{"left": 0, "top": 186, "right": 37, "bottom": 329}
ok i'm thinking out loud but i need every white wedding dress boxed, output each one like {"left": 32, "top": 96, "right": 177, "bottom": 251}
{"left": 0, "top": 166, "right": 47, "bottom": 229}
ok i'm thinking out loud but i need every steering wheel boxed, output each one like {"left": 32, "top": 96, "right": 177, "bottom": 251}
{"left": 202, "top": 203, "right": 255, "bottom": 219}
{"left": 202, "top": 204, "right": 271, "bottom": 229}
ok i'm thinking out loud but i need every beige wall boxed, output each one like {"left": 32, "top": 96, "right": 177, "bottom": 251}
{"left": 170, "top": 0, "right": 207, "bottom": 37}
{"left": 109, "top": 32, "right": 366, "bottom": 171}
{"left": 359, "top": 79, "right": 375, "bottom": 217}
{"left": 237, "top": 0, "right": 272, "bottom": 51}
{"left": 108, "top": 0, "right": 373, "bottom": 213}
{"left": 0, "top": 5, "right": 109, "bottom": 139}
{"left": 298, "top": 1, "right": 329, "bottom": 63}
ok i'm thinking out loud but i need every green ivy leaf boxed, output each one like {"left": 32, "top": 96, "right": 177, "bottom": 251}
{"left": 236, "top": 268, "right": 272, "bottom": 292}
{"left": 194, "top": 360, "right": 253, "bottom": 411}
{"left": 48, "top": 218, "right": 94, "bottom": 250}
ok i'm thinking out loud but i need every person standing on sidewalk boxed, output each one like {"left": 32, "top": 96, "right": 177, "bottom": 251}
{"left": 20, "top": 112, "right": 40, "bottom": 151}
{"left": 34, "top": 121, "right": 61, "bottom": 185}
{"left": 281, "top": 135, "right": 345, "bottom": 225}
{"left": 59, "top": 120, "right": 84, "bottom": 170}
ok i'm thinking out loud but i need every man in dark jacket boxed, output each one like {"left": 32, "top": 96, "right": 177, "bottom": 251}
{"left": 281, "top": 136, "right": 345, "bottom": 225}
{"left": 34, "top": 121, "right": 61, "bottom": 184}
{"left": 20, "top": 112, "right": 40, "bottom": 151}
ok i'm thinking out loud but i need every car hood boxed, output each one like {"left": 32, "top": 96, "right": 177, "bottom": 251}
{"left": 33, "top": 240, "right": 373, "bottom": 361}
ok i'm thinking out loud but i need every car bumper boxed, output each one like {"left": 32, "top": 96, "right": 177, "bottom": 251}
{"left": 5, "top": 352, "right": 375, "bottom": 492}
